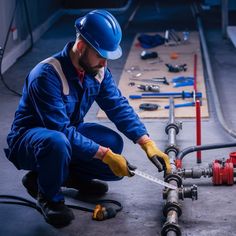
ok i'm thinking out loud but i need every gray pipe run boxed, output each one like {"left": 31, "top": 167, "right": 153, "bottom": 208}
{"left": 191, "top": 3, "right": 236, "bottom": 138}
{"left": 177, "top": 142, "right": 236, "bottom": 160}
{"left": 162, "top": 98, "right": 181, "bottom": 236}
{"left": 167, "top": 97, "right": 178, "bottom": 172}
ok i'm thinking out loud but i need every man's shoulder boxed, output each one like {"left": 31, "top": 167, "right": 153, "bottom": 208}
{"left": 30, "top": 60, "right": 55, "bottom": 76}
{"left": 27, "top": 60, "right": 60, "bottom": 87}
{"left": 28, "top": 58, "right": 69, "bottom": 95}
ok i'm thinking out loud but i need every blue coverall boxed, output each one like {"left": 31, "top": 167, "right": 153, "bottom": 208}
{"left": 5, "top": 42, "right": 148, "bottom": 201}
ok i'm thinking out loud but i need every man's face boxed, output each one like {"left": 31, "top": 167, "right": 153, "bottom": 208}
{"left": 78, "top": 44, "right": 107, "bottom": 76}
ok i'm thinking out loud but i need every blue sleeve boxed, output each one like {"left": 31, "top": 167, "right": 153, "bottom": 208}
{"left": 28, "top": 68, "right": 99, "bottom": 160}
{"left": 96, "top": 69, "right": 148, "bottom": 142}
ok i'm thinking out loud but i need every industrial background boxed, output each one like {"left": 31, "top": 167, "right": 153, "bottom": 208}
{"left": 1, "top": 0, "right": 236, "bottom": 235}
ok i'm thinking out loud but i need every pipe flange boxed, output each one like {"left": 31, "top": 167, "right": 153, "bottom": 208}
{"left": 161, "top": 222, "right": 181, "bottom": 236}
{"left": 163, "top": 201, "right": 182, "bottom": 217}
{"left": 165, "top": 144, "right": 179, "bottom": 156}
{"left": 178, "top": 185, "right": 198, "bottom": 200}
{"left": 165, "top": 174, "right": 182, "bottom": 187}
{"left": 165, "top": 122, "right": 179, "bottom": 135}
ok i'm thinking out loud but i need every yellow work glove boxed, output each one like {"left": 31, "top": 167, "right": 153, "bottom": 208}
{"left": 141, "top": 140, "right": 171, "bottom": 175}
{"left": 102, "top": 149, "right": 133, "bottom": 177}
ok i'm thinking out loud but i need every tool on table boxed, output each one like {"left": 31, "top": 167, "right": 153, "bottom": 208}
{"left": 164, "top": 101, "right": 202, "bottom": 109}
{"left": 164, "top": 29, "right": 181, "bottom": 46}
{"left": 139, "top": 103, "right": 160, "bottom": 111}
{"left": 140, "top": 51, "right": 158, "bottom": 60}
{"left": 182, "top": 31, "right": 190, "bottom": 42}
{"left": 172, "top": 76, "right": 194, "bottom": 87}
{"left": 164, "top": 30, "right": 169, "bottom": 44}
{"left": 131, "top": 169, "right": 177, "bottom": 190}
{"left": 173, "top": 80, "right": 193, "bottom": 87}
{"left": 125, "top": 66, "right": 160, "bottom": 73}
{"left": 169, "top": 29, "right": 181, "bottom": 44}
{"left": 166, "top": 63, "right": 187, "bottom": 73}
{"left": 129, "top": 91, "right": 202, "bottom": 100}
{"left": 137, "top": 84, "right": 160, "bottom": 92}
{"left": 172, "top": 76, "right": 194, "bottom": 82}
{"left": 128, "top": 82, "right": 160, "bottom": 92}
{"left": 130, "top": 77, "right": 169, "bottom": 85}
{"left": 170, "top": 52, "right": 179, "bottom": 60}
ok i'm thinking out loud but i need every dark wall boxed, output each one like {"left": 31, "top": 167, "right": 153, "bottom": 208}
{"left": 62, "top": 0, "right": 128, "bottom": 9}
{"left": 0, "top": 0, "right": 61, "bottom": 54}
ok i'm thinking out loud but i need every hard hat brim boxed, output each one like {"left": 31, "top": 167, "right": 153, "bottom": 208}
{"left": 98, "top": 45, "right": 122, "bottom": 60}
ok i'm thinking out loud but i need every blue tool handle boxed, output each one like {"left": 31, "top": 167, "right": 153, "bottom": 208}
{"left": 129, "top": 92, "right": 202, "bottom": 99}
{"left": 172, "top": 76, "right": 194, "bottom": 82}
{"left": 141, "top": 91, "right": 202, "bottom": 98}
{"left": 164, "top": 102, "right": 195, "bottom": 109}
{"left": 129, "top": 95, "right": 142, "bottom": 99}
{"left": 184, "top": 92, "right": 202, "bottom": 98}
{"left": 194, "top": 92, "right": 202, "bottom": 98}
{"left": 141, "top": 92, "right": 182, "bottom": 96}
{"left": 173, "top": 80, "right": 194, "bottom": 88}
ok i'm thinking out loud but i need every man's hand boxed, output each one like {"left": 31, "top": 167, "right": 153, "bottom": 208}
{"left": 102, "top": 149, "right": 133, "bottom": 177}
{"left": 140, "top": 140, "right": 171, "bottom": 174}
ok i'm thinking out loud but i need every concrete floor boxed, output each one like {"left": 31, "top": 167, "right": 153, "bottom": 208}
{"left": 1, "top": 0, "right": 236, "bottom": 235}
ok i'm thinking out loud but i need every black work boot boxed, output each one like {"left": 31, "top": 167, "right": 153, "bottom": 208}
{"left": 22, "top": 170, "right": 108, "bottom": 198}
{"left": 22, "top": 171, "right": 38, "bottom": 199}
{"left": 64, "top": 174, "right": 108, "bottom": 195}
{"left": 37, "top": 193, "right": 74, "bottom": 227}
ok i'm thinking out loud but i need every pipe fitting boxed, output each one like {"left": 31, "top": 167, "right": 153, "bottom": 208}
{"left": 165, "top": 174, "right": 182, "bottom": 187}
{"left": 165, "top": 144, "right": 180, "bottom": 156}
{"left": 161, "top": 218, "right": 181, "bottom": 236}
{"left": 176, "top": 167, "right": 212, "bottom": 179}
{"left": 229, "top": 152, "right": 236, "bottom": 166}
{"left": 178, "top": 185, "right": 198, "bottom": 201}
{"left": 212, "top": 160, "right": 234, "bottom": 185}
{"left": 163, "top": 200, "right": 182, "bottom": 217}
{"left": 165, "top": 122, "right": 181, "bottom": 135}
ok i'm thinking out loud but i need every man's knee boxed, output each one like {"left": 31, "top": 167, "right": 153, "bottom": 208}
{"left": 42, "top": 131, "right": 72, "bottom": 159}
{"left": 105, "top": 131, "right": 123, "bottom": 154}
{"left": 46, "top": 131, "right": 70, "bottom": 148}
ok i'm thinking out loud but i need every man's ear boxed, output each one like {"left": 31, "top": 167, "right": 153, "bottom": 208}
{"left": 76, "top": 40, "right": 85, "bottom": 53}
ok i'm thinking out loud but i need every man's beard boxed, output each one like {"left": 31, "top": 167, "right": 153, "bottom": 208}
{"left": 78, "top": 49, "right": 101, "bottom": 77}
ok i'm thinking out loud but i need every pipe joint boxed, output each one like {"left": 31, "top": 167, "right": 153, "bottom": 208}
{"left": 165, "top": 144, "right": 179, "bottom": 156}
{"left": 161, "top": 220, "right": 181, "bottom": 236}
{"left": 178, "top": 185, "right": 198, "bottom": 201}
{"left": 165, "top": 122, "right": 181, "bottom": 135}
{"left": 163, "top": 201, "right": 182, "bottom": 217}
{"left": 165, "top": 174, "right": 182, "bottom": 187}
{"left": 177, "top": 167, "right": 212, "bottom": 179}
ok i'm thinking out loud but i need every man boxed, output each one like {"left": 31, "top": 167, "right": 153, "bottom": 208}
{"left": 5, "top": 10, "right": 171, "bottom": 227}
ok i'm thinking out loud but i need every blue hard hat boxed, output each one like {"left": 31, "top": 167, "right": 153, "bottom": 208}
{"left": 75, "top": 10, "right": 122, "bottom": 60}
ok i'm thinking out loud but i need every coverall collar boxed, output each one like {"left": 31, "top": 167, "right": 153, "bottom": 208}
{"left": 59, "top": 41, "right": 80, "bottom": 81}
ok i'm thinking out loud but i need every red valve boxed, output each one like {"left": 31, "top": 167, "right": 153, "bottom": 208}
{"left": 175, "top": 159, "right": 182, "bottom": 169}
{"left": 229, "top": 152, "right": 236, "bottom": 167}
{"left": 212, "top": 160, "right": 234, "bottom": 185}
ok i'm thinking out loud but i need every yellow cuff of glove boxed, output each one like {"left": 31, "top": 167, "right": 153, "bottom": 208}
{"left": 102, "top": 149, "right": 130, "bottom": 177}
{"left": 141, "top": 140, "right": 171, "bottom": 174}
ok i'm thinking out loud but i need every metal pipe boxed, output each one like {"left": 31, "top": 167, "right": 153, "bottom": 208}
{"left": 169, "top": 97, "right": 175, "bottom": 124}
{"left": 192, "top": 3, "right": 236, "bottom": 138}
{"left": 178, "top": 142, "right": 236, "bottom": 160}
{"left": 177, "top": 167, "right": 212, "bottom": 179}
{"left": 162, "top": 98, "right": 199, "bottom": 235}
{"left": 169, "top": 129, "right": 177, "bottom": 147}
{"left": 167, "top": 230, "right": 178, "bottom": 236}
{"left": 167, "top": 97, "right": 178, "bottom": 172}
{"left": 162, "top": 98, "right": 181, "bottom": 236}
